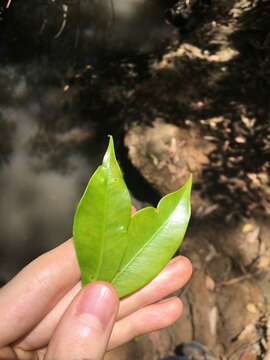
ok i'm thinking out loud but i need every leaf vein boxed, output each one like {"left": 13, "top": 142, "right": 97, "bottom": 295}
{"left": 112, "top": 206, "right": 176, "bottom": 284}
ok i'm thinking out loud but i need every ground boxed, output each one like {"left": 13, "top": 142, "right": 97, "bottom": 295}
{"left": 0, "top": 0, "right": 270, "bottom": 359}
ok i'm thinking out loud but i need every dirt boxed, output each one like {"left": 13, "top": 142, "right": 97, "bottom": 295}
{"left": 124, "top": 120, "right": 216, "bottom": 215}
{"left": 107, "top": 0, "right": 270, "bottom": 358}
{"left": 104, "top": 215, "right": 270, "bottom": 360}
{"left": 1, "top": 0, "right": 269, "bottom": 359}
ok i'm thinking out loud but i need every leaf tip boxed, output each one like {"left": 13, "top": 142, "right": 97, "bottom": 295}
{"left": 108, "top": 134, "right": 114, "bottom": 147}
{"left": 183, "top": 175, "right": 192, "bottom": 211}
{"left": 186, "top": 174, "right": 193, "bottom": 194}
{"left": 173, "top": 174, "right": 192, "bottom": 215}
{"left": 103, "top": 135, "right": 116, "bottom": 166}
{"left": 176, "top": 174, "right": 192, "bottom": 198}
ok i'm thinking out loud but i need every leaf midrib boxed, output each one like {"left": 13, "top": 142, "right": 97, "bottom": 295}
{"left": 94, "top": 166, "right": 109, "bottom": 280}
{"left": 112, "top": 204, "right": 177, "bottom": 284}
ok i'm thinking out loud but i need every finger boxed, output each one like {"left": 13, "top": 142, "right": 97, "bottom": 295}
{"left": 118, "top": 256, "right": 192, "bottom": 319}
{"left": 25, "top": 285, "right": 182, "bottom": 355}
{"left": 0, "top": 347, "right": 18, "bottom": 360}
{"left": 15, "top": 283, "right": 81, "bottom": 351}
{"left": 45, "top": 282, "right": 119, "bottom": 360}
{"left": 0, "top": 240, "right": 80, "bottom": 347}
{"left": 109, "top": 297, "right": 183, "bottom": 350}
{"left": 2, "top": 207, "right": 138, "bottom": 348}
{"left": 18, "top": 256, "right": 191, "bottom": 351}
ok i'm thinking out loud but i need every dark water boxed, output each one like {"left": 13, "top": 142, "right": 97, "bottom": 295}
{"left": 0, "top": 0, "right": 173, "bottom": 281}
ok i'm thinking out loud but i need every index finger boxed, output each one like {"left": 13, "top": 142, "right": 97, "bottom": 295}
{"left": 0, "top": 208, "right": 139, "bottom": 347}
{"left": 0, "top": 239, "right": 80, "bottom": 347}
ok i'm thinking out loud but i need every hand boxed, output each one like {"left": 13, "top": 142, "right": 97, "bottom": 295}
{"left": 0, "top": 240, "right": 192, "bottom": 360}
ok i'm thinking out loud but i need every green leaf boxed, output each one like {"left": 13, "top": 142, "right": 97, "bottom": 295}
{"left": 73, "top": 136, "right": 192, "bottom": 298}
{"left": 112, "top": 177, "right": 192, "bottom": 297}
{"left": 73, "top": 136, "right": 132, "bottom": 286}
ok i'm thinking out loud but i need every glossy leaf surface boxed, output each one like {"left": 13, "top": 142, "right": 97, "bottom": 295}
{"left": 73, "top": 136, "right": 191, "bottom": 297}
{"left": 73, "top": 136, "right": 131, "bottom": 285}
{"left": 112, "top": 177, "right": 192, "bottom": 297}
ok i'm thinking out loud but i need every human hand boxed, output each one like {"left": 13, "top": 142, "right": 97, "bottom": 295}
{"left": 0, "top": 240, "right": 192, "bottom": 360}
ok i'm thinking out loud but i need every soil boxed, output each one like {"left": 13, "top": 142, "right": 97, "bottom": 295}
{"left": 106, "top": 0, "right": 270, "bottom": 358}
{"left": 1, "top": 0, "right": 269, "bottom": 359}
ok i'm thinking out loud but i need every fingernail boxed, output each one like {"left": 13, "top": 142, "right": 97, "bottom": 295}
{"left": 166, "top": 256, "right": 179, "bottom": 270}
{"left": 76, "top": 282, "right": 118, "bottom": 329}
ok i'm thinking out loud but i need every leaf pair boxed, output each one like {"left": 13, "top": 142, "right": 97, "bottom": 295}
{"left": 73, "top": 136, "right": 192, "bottom": 298}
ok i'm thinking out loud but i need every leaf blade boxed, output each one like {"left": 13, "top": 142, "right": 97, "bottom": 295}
{"left": 112, "top": 176, "right": 192, "bottom": 297}
{"left": 73, "top": 136, "right": 132, "bottom": 286}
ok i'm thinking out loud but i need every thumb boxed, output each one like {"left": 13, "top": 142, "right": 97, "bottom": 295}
{"left": 45, "top": 282, "right": 119, "bottom": 360}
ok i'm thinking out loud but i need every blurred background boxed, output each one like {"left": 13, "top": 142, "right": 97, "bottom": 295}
{"left": 0, "top": 0, "right": 269, "bottom": 359}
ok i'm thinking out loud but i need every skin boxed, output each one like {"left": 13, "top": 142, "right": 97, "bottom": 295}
{"left": 0, "top": 239, "right": 192, "bottom": 360}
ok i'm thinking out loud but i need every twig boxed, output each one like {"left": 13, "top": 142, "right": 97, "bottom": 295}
{"left": 218, "top": 273, "right": 253, "bottom": 286}
{"left": 54, "top": 4, "right": 68, "bottom": 39}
